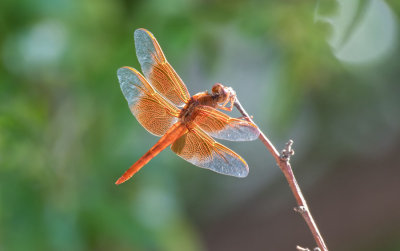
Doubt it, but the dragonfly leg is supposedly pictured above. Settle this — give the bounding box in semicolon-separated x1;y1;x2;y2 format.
218;98;235;111
219;89;237;111
237;115;253;120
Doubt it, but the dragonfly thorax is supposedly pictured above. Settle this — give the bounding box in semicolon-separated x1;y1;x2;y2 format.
178;91;217;126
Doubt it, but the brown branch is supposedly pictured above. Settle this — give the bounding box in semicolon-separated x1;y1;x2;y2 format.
234;98;328;251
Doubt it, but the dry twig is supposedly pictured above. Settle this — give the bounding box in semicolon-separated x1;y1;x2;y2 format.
234;98;328;251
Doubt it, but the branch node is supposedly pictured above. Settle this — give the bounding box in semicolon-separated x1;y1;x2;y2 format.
280;139;295;161
294;205;307;214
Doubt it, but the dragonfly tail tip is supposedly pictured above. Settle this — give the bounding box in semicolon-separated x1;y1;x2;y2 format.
115;178;125;185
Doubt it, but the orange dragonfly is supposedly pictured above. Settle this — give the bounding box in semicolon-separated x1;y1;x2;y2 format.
116;28;259;185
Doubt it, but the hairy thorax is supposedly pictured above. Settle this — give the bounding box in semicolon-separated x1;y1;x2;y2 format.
179;92;218;128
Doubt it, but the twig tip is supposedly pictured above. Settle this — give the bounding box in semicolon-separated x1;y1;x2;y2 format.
296;246;321;251
296;246;310;251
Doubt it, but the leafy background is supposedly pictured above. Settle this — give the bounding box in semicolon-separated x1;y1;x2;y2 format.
1;0;400;250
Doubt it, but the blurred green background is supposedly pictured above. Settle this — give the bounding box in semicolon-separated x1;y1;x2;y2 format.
1;0;400;250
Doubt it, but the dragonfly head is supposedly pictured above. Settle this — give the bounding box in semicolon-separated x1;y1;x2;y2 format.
211;83;236;105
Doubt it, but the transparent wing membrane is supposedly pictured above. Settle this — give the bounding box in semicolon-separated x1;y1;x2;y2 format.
171;127;249;177
134;28;190;107
194;106;260;141
117;67;180;136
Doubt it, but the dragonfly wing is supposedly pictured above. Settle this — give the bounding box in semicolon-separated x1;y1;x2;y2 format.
193;106;260;141
118;67;180;136
134;28;190;107
171;127;249;177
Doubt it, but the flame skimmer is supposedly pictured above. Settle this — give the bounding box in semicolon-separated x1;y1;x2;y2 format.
116;28;259;185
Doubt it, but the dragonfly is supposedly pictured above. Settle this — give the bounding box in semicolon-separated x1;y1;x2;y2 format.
116;28;260;185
